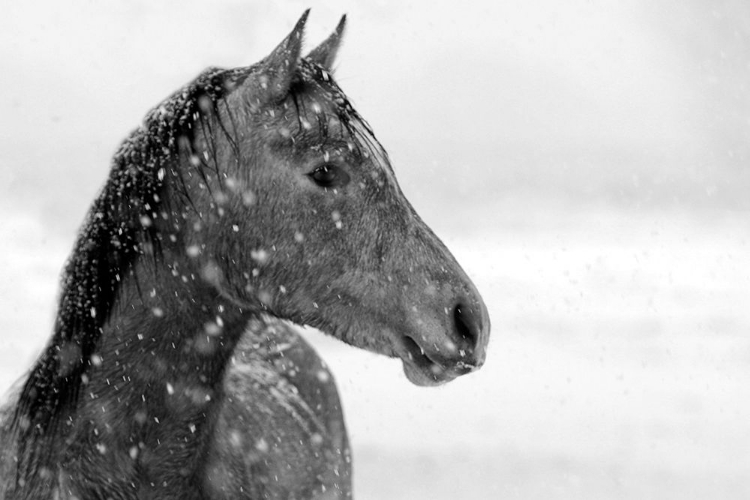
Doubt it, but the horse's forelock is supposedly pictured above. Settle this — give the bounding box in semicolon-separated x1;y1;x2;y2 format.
269;60;389;165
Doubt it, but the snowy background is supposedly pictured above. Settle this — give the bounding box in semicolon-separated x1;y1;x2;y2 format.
1;1;749;498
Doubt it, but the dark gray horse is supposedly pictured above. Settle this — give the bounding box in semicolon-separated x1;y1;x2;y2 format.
1;11;489;499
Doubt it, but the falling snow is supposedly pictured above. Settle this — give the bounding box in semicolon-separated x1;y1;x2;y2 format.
3;4;750;500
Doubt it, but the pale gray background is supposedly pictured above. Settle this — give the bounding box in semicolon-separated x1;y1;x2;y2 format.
1;1;749;498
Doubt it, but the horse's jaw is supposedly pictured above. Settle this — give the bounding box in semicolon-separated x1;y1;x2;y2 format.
396;335;481;387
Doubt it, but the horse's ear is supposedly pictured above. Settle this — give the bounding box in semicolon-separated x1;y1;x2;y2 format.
306;14;346;72
255;9;309;101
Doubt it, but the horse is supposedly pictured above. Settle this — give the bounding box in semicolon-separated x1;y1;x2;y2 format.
0;10;490;499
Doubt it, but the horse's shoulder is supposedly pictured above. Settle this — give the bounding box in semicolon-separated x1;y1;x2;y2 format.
203;319;351;499
0;382;20;498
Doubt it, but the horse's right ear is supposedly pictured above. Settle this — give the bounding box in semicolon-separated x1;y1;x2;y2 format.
306;14;346;72
253;10;309;102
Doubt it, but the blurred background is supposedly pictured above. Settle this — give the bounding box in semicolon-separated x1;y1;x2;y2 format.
1;1;749;498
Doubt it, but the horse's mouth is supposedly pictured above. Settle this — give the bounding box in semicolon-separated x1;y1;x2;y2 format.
399;335;477;387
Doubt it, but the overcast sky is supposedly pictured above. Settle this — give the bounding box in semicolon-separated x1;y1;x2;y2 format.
1;1;748;239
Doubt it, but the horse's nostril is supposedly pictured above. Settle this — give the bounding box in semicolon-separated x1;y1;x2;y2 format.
453;302;480;349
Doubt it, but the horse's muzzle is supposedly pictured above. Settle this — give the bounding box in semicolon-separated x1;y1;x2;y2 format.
399;297;490;387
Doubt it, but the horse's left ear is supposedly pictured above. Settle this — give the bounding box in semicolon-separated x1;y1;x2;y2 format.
306;14;347;72
255;9;309;102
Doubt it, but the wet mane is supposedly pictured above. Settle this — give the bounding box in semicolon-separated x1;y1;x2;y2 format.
12;65;246;469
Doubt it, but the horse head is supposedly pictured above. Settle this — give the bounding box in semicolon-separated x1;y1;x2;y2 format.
172;11;491;386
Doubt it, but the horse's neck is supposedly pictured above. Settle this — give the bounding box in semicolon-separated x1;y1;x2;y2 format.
106;268;208;350
99;249;252;392
75;251;256;466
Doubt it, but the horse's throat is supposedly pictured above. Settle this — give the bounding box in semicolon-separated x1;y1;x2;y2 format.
61;262;258;492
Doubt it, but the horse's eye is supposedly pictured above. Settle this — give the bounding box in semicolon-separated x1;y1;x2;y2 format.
308;164;350;189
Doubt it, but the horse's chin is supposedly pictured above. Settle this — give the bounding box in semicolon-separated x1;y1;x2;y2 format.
402;360;457;387
396;332;479;387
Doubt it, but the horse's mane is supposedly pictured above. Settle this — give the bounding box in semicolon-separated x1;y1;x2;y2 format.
10;65;249;473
